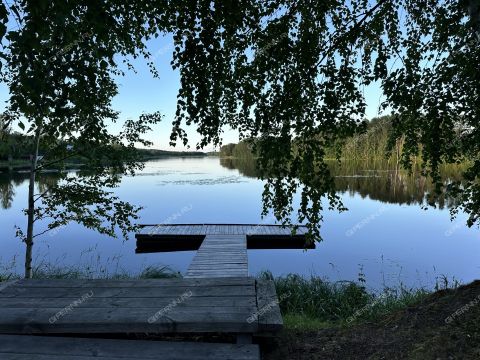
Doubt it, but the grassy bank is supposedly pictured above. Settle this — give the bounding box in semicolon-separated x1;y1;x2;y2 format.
265;278;480;359
258;271;449;330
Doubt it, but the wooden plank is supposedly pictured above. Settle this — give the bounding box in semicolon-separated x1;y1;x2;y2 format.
0;308;258;334
12;278;254;288
186;273;248;278
188;257;247;264
186;234;248;278
191;258;247;262
255;279;283;332
0;286;255;298
0;296;256;308
188;259;248;264
0;277;283;337
192;255;247;264
160;225;170;234
0;280;18;292
192;225;200;235
184;270;247;277
187;264;246;269
0;335;260;360
136;224;308;238
194;251;246;255
174;225;184;235
187;272;248;276
139;225;154;236
0;278;262;335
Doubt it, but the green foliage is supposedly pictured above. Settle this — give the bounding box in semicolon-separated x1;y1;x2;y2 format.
219;143;236;157
164;1;480;240
0;0;478;244
139;265;181;279
0;0;164;277
258;271;431;327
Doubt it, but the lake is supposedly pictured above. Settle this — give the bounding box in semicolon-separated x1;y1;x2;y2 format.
1;157;479;290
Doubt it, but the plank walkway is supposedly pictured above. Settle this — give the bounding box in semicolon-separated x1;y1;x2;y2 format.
185;234;248;278
0;335;260;360
0;277;282;334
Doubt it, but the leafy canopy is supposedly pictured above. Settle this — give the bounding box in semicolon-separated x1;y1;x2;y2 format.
165;0;480;239
1;0;479;241
0;0;163;241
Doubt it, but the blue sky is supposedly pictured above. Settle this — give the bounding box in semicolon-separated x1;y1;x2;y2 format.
110;34;386;151
1;33;385;152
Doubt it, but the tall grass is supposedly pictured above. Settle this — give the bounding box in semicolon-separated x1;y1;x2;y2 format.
0;262;181;281
258;271;434;328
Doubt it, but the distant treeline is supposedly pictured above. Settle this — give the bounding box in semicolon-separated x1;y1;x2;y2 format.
0;130;207;165
220;116;402;161
135;148;208;159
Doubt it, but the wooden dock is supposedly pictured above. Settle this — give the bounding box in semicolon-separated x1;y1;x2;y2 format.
135;223;313;253
137;224;309;237
186;234;248;278
0;224;294;359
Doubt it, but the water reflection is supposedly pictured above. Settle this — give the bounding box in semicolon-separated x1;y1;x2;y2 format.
0;177;16;209
0;157;478;289
0;158;468;211
220;157;466;209
0;171;62;210
0;172;29;209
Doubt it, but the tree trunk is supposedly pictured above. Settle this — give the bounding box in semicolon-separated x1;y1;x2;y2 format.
24;127;41;279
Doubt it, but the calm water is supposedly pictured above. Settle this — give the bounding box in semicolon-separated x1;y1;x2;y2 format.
1;157;479;290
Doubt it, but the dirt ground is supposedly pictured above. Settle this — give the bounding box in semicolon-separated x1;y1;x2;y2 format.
262;280;480;360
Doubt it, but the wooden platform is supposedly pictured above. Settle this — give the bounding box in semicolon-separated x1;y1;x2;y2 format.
0;223;292;358
0;335;260;360
137;224;308;236
186;234;248;278
0;278;282;334
135;224;313;253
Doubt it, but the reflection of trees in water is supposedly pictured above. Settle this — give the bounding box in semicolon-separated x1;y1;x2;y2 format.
329;160;466;209
0;172;62;209
220;156;259;178
37;172;62;196
0;178;15;209
0;172;28;209
219;157;467;209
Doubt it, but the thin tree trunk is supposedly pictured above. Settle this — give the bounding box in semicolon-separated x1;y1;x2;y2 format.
24;126;42;279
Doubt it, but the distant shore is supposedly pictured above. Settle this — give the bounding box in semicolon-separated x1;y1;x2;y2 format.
0;149;219;172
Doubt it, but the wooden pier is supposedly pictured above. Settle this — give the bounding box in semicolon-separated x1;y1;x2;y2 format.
186;234;248;278
135;223;313;253
0;224;301;359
